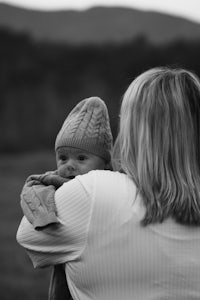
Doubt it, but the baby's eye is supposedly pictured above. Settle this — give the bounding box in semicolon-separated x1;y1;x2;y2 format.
59;155;68;161
77;155;87;161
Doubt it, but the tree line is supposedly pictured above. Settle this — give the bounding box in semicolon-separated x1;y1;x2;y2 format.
0;28;200;152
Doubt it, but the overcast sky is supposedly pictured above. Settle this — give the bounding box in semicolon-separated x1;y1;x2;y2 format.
1;0;200;23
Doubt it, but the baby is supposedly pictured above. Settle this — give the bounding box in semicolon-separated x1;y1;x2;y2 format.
20;97;113;300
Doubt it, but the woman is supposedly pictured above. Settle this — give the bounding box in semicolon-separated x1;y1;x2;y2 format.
17;67;200;299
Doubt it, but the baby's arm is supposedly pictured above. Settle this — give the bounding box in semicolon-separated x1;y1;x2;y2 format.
20;172;69;229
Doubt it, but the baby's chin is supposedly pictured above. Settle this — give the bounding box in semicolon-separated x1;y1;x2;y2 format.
67;175;76;180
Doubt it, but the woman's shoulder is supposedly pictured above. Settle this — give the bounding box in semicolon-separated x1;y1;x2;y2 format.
78;171;140;226
76;170;136;198
79;169;131;183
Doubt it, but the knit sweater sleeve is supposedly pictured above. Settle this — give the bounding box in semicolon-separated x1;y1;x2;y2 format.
16;173;94;268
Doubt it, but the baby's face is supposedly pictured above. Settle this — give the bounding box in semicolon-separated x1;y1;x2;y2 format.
56;147;106;179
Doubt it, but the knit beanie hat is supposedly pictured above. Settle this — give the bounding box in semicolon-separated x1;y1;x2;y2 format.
55;97;113;163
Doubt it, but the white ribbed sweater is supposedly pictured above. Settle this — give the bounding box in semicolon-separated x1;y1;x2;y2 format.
17;170;200;300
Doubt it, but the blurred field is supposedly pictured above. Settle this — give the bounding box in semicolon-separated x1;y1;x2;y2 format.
0;151;57;300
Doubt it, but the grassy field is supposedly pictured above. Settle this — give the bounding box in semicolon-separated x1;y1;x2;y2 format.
0;151;57;300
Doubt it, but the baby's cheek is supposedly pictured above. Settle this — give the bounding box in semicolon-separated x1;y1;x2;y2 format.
57;166;65;177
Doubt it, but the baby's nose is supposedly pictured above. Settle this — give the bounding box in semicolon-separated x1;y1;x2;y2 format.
66;159;76;171
67;164;75;171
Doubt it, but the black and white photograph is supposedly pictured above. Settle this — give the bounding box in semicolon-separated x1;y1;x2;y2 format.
1;0;200;299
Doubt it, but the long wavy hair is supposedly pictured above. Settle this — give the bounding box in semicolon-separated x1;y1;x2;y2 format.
113;67;200;226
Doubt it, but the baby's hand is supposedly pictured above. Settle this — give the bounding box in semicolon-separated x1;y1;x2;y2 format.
40;173;70;189
20;171;70;230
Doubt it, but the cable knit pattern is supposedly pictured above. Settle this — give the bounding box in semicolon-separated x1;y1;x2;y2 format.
55;97;113;162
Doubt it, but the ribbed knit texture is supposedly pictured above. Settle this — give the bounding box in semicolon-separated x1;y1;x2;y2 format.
17;170;200;300
55;97;113;162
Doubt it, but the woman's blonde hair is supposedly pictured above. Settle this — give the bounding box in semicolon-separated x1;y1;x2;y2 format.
113;67;200;225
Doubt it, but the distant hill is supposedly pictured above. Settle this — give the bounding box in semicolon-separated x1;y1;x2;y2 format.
0;3;200;45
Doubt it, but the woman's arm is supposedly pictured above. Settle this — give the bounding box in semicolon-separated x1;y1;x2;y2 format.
17;175;94;268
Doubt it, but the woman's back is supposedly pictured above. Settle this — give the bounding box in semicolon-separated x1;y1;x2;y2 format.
66;171;200;300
